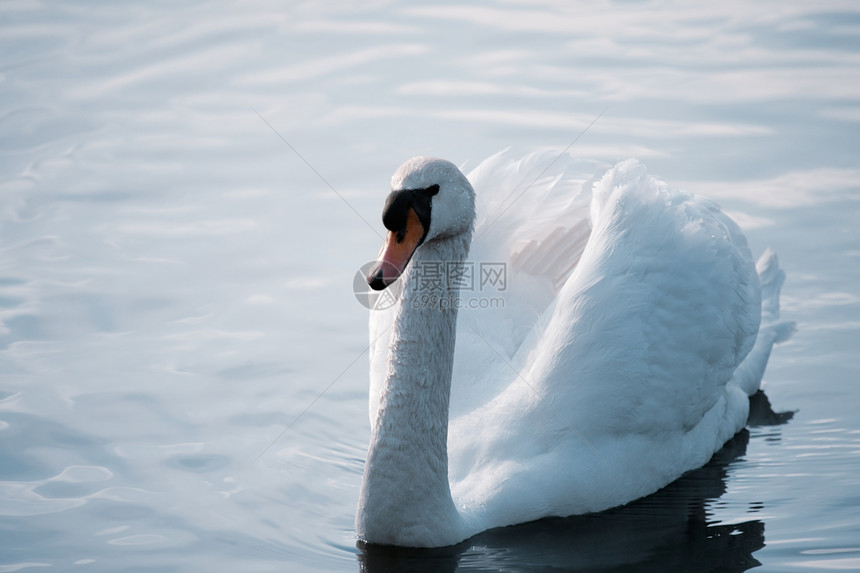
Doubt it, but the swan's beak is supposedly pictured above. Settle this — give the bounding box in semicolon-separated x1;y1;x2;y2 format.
367;208;425;291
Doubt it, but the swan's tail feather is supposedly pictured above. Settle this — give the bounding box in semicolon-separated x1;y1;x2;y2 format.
732;249;796;396
757;247;785;325
756;247;797;345
764;320;797;346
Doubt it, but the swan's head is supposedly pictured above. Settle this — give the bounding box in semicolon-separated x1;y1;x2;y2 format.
367;157;476;291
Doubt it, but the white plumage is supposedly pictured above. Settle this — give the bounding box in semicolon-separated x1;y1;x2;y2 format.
358;150;793;547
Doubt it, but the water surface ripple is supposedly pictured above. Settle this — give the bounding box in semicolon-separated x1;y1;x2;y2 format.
1;1;859;571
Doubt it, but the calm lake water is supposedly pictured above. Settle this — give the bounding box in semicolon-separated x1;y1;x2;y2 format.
2;1;859;571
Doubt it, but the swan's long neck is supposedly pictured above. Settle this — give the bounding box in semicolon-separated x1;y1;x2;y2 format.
356;233;471;547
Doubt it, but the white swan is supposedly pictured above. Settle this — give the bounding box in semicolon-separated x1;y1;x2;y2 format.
356;150;794;548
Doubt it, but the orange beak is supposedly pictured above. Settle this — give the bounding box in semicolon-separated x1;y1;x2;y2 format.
367;208;426;291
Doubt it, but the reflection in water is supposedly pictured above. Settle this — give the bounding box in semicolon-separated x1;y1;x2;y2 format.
358;391;793;572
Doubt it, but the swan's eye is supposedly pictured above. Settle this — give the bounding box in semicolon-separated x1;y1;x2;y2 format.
423;184;439;197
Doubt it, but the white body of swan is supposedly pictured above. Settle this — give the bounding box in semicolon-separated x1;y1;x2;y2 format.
357;150;793;547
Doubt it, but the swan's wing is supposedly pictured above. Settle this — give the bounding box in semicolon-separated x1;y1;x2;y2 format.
526;159;761;436
451;160;766;523
449;149;605;416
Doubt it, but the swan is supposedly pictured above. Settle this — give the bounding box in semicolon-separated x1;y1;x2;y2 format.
356;150;794;548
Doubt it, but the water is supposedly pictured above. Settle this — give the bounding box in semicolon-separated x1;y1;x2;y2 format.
1;1;859;571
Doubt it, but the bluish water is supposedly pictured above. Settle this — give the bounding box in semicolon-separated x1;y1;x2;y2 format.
1;1;859;571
